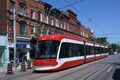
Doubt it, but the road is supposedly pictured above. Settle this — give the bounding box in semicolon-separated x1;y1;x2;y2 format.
7;54;120;80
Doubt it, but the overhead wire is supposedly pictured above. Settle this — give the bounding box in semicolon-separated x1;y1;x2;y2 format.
97;32;120;36
59;0;83;10
63;0;106;35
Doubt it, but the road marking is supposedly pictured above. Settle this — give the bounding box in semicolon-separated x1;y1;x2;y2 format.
107;66;113;72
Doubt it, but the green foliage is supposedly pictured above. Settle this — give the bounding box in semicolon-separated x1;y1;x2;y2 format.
88;37;95;42
59;14;64;20
109;43;120;51
96;37;107;43
30;37;37;44
30;37;37;59
44;2;52;13
95;37;109;45
50;8;61;17
88;37;109;45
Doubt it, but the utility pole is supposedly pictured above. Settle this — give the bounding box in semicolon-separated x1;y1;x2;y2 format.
13;8;16;68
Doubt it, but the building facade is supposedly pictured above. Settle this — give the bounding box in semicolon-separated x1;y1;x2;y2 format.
0;0;94;67
0;0;8;67
7;0;46;64
80;26;94;38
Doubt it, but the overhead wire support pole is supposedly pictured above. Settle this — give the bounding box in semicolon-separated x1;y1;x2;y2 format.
13;8;16;68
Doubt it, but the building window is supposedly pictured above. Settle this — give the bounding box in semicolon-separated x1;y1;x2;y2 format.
46;28;49;35
64;22;67;30
51;18;54;25
31;10;35;19
20;22;26;36
60;23;63;29
45;14;48;24
19;4;26;16
38;12;42;21
10;20;14;27
81;31;85;37
67;24;69;31
31;26;35;34
55;19;59;27
10;1;15;12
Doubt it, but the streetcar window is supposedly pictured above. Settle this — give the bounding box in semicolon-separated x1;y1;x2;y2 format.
86;45;94;55
59;42;84;58
104;48;109;53
35;40;60;58
59;43;70;58
95;47;101;54
101;47;103;53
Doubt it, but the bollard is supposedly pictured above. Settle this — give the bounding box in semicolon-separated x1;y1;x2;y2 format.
6;63;14;75
27;61;32;69
20;62;26;72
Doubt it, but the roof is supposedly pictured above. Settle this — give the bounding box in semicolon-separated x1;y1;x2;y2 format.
37;34;84;42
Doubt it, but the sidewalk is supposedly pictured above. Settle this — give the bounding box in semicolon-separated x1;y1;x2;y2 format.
0;65;34;80
0;67;7;73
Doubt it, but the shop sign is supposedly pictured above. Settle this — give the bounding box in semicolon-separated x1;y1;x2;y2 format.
16;43;26;48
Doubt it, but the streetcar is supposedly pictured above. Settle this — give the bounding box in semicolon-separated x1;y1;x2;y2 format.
30;34;109;71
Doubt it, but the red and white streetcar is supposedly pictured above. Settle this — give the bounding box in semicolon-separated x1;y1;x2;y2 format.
30;34;109;71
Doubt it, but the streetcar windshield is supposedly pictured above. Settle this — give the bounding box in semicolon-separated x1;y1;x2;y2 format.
35;40;60;59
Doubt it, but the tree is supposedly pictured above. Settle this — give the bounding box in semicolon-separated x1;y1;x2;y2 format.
44;2;52;13
88;37;109;45
30;37;37;59
50;8;61;18
96;37;109;45
88;37;95;42
109;43;120;51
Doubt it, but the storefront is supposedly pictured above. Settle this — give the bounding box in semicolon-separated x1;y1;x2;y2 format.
16;41;30;62
0;35;8;67
9;36;31;64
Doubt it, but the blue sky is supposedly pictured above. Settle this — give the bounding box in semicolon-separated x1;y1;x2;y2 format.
42;0;120;44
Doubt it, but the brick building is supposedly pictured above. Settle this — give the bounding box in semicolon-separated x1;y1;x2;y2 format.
65;10;81;38
0;0;46;65
80;26;94;38
0;0;94;67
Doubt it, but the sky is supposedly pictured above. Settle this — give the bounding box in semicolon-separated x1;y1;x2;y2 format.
42;0;120;44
